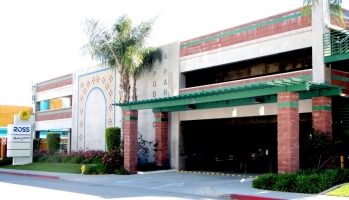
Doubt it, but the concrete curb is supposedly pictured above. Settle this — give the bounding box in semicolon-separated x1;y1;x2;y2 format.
0;171;60;180
231;194;286;200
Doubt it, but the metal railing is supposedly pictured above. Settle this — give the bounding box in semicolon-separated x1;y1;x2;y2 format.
324;29;349;57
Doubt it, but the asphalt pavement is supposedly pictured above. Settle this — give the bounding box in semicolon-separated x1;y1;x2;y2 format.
0;168;347;200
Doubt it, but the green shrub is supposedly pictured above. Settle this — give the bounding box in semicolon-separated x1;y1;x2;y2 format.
253;168;349;194
296;174;322;193
37;156;48;163
115;167;130;175
61;156;72;163
46;155;62;163
102;148;121;174
82;157;102;164
46;133;60;154
105;127;121;151
0;157;12;166
68;156;84;164
337;168;349;183
33;139;40;151
83;164;107;175
273;173;297;192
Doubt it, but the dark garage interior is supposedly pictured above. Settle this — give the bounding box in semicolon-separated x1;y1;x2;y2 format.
182;115;312;173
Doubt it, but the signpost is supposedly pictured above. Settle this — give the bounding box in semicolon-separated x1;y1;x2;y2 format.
7;110;34;165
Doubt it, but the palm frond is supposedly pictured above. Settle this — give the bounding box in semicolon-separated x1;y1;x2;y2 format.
302;0;344;25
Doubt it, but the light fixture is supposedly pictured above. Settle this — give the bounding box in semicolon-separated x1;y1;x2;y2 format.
340;93;349;98
252;97;264;103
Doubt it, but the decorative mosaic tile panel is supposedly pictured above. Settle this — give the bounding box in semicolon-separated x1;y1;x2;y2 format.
77;68;116;151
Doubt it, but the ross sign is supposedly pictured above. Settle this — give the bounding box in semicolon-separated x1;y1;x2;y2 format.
19;110;30;120
12;125;31;134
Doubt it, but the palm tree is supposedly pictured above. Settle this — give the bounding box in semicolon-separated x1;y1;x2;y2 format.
129;47;162;102
303;0;345;24
81;15;161;144
81;15;159;103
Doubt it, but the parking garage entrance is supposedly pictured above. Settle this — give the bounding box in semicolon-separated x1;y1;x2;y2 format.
182;114;312;173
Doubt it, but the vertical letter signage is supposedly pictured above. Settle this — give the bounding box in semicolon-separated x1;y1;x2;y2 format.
152;53;168;98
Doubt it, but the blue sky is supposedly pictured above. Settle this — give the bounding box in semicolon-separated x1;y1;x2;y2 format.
0;0;348;106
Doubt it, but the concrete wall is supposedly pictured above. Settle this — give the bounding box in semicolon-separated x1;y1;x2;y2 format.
180;28;312;73
71;63;118;152
35;85;73;102
84;88;106;151
136;41;180;164
312;0;330;83
180;100;312;121
35;118;72;131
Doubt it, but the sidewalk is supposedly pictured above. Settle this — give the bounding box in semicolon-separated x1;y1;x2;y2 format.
0;168;347;200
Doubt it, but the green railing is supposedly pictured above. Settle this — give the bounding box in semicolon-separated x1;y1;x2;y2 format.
324;29;349;63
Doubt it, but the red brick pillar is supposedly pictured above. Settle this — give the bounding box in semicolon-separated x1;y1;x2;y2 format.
155;112;169;166
277;92;299;173
312;97;332;137
123;110;138;174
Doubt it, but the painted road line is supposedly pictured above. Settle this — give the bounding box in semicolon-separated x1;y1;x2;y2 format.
255;191;270;194
149;182;185;190
115;177;153;184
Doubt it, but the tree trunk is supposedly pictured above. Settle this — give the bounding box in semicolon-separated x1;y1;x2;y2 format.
132;74;137;102
119;69;125;103
123;75;130;103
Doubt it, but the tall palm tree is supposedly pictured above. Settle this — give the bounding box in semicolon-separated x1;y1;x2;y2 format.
81;15;161;144
81;15;159;103
303;0;345;24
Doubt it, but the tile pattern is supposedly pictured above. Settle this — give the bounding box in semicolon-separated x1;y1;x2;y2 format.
77;68;116;151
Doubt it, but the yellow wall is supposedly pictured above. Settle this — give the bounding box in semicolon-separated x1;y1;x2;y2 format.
50;99;62;110
0;105;33;126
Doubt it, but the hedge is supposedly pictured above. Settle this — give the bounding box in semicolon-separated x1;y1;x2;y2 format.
46;133;60;154
252;168;349;194
33;138;40;151
105;127;121;151
0;157;12;166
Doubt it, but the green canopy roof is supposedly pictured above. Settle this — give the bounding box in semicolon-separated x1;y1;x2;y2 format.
113;78;343;112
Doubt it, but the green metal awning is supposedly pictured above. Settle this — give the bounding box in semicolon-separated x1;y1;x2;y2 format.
113;78;343;112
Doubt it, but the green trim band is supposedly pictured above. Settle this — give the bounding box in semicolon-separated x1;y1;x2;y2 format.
332;74;349;82
156;118;168;122
278;102;299;108
180;12;303;48
313;105;331;111
124;116;138;121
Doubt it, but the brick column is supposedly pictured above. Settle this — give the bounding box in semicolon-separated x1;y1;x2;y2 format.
155;112;169;166
277;92;299;173
312;97;332;137
123;110;138;174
